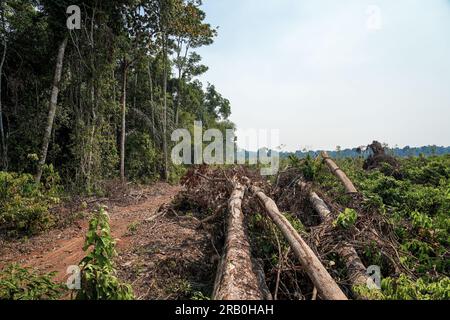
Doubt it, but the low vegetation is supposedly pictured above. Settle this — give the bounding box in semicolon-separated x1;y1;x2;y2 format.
0;166;60;237
76;207;134;300
1;207;135;301
0;264;64;300
309;154;450;299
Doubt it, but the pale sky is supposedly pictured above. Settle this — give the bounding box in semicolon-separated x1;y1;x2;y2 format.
197;0;450;151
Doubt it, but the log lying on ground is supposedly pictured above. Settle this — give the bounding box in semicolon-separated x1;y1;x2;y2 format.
298;182;377;298
212;181;272;300
299;182;332;221
251;186;348;300
321;151;358;194
336;244;375;289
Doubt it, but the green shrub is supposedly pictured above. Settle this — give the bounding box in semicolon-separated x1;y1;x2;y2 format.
0;168;60;236
0;264;64;300
76;207;134;300
286;154;320;182
411;211;433;230
334;208;358;229
169;164;188;185
381;274;450;300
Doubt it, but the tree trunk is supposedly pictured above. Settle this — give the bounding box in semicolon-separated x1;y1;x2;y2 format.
336;243;375;288
299;182;332;221
321;151;358;194
213;181;272;300
162;34;169;181
251;186;348;300
0;9;7;170
36;37;68;183
147;63;156;142
86;85;97;190
120;60;128;183
298;181;377;299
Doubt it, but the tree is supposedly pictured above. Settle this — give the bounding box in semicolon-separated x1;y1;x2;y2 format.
171;0;216;126
36;37;68;183
0;1;8;169
0;0;233;190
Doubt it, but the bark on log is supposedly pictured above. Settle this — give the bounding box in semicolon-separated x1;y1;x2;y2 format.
336;243;374;288
251;186;348;300
298;182;377;298
321;151;358;194
299;182;331;221
212;181;272;300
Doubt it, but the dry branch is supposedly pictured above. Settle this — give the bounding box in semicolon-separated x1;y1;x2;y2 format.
251;186;348;300
212;180;272;300
321;151;358;194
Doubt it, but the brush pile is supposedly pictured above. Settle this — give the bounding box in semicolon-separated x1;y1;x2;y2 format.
164;156;419;300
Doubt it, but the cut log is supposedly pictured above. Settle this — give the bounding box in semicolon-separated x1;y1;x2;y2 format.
298;182;377;299
336;243;374;288
251;186;348;300
321;151;358;194
299;182;331;221
212;181;272;300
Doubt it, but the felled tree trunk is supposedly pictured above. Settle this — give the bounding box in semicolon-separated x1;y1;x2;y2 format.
298;182;377;299
251;186;348;300
212;181;272;300
299;182;331;221
337;244;374;288
321;151;358;194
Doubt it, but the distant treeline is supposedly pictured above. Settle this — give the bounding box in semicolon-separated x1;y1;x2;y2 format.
280;145;450;159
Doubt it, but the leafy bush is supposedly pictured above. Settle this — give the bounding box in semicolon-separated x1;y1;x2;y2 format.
411;211;433;230
169;164;188;185
334;208;358;229
402;156;449;186
381;274;450;300
0;264;64;300
318;155;449;296
301;155;317;182
286;154;320;181
0;167;60;236
76;207;134;300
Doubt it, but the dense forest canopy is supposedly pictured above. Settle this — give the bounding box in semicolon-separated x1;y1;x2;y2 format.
0;0;233;192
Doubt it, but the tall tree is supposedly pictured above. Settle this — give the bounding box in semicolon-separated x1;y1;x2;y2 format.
36;36;68;183
0;0;233;190
172;0;215;126
120;59;129;182
0;2;8;169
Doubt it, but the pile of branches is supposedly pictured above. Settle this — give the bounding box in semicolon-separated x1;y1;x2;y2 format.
274;167;410;288
170;166;342;300
171;165;268;253
175;165;267;220
165;159;412;300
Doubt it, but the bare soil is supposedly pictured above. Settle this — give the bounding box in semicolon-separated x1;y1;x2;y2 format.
0;183;216;300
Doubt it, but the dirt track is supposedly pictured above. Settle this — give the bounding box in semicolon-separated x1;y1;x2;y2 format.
0;183;181;284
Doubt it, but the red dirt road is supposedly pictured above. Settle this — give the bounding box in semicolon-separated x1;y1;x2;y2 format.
0;183;181;284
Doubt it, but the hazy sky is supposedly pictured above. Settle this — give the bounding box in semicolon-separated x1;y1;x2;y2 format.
197;0;450;151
